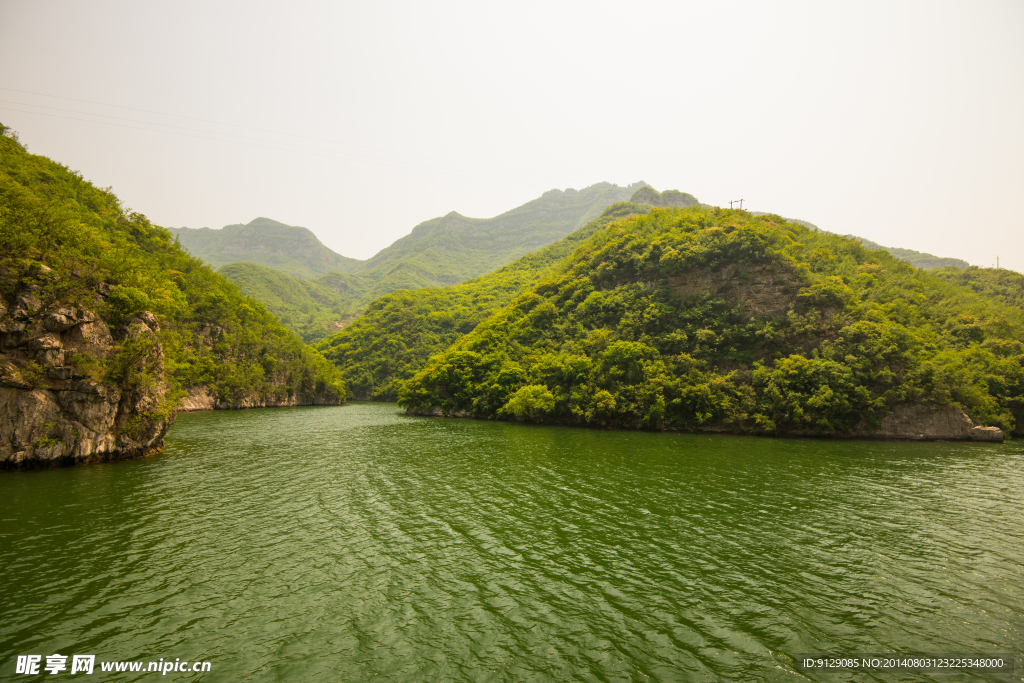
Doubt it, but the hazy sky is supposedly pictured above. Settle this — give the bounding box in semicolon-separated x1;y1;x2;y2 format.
1;0;1022;270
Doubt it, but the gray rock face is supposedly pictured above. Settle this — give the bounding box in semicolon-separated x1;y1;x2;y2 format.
970;426;1004;442
0;293;172;469
405;405;473;418
668;263;805;317
179;385;216;411
855;404;1004;442
408;401;1008;443
176;383;341;412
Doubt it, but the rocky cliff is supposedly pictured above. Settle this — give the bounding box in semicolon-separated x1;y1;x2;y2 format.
177;384;340;411
0;288;172;469
0;124;348;469
854;404;1004;442
0;282;341;469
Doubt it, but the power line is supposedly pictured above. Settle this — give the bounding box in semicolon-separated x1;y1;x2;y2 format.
0;99;519;177
0;85;556;185
0;105;556;188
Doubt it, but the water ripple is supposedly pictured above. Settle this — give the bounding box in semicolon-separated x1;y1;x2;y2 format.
1;403;1022;681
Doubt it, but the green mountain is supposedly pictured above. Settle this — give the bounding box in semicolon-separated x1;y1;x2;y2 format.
201;182;647;342
314;188;739;399
175;182;643;290
394;205;1023;437
0;123;346;469
218;262;366;343
752;213;968;269
316;200;655;398
853;237;969;270
931;265;1024;309
352;181;648;293
169;218;365;279
627;186;699;208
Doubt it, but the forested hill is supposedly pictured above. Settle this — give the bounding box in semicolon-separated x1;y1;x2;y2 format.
206;182;647;342
0;124;346;468
398;206;1024;437
315;187;719;398
169;218;364;279
748;212;969;270
931;266;1024;310
316;200;655;399
854;237;970;270
218;262;364;343
352;181;647;295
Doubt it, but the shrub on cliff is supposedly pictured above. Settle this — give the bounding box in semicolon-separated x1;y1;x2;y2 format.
0;123;346;407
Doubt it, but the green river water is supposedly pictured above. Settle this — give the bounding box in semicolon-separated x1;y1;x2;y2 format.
1;402;1022;682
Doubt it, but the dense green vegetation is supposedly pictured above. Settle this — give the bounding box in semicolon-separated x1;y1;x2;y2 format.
931;265;1024;310
315;187;705;397
338;181;644;290
398;206;1024;435
316;202;654;399
169;218;364;279
628;186;699;208
0;123;346;407
211;183;646;342
854;237;969;270
218;262;363;343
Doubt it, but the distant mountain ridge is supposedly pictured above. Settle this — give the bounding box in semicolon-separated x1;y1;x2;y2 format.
353;182;646;297
178;188;981;344
168;218;363;279
852;237;970;270
175;182;647;341
749;213;969;270
172;182;645;287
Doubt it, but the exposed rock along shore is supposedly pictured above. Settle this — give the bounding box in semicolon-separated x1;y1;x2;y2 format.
1;292;172;469
1;289;338;470
851;404;1004;442
407;403;1006;442
177;385;341;411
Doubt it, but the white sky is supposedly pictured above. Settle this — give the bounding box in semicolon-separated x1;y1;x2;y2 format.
0;0;1022;270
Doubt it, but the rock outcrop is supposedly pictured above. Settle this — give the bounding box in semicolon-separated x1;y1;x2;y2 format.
856;404;1004;442
668;263;805;317
1;293;172;469
407;402;1006;442
177;384;342;412
405;405;473;419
